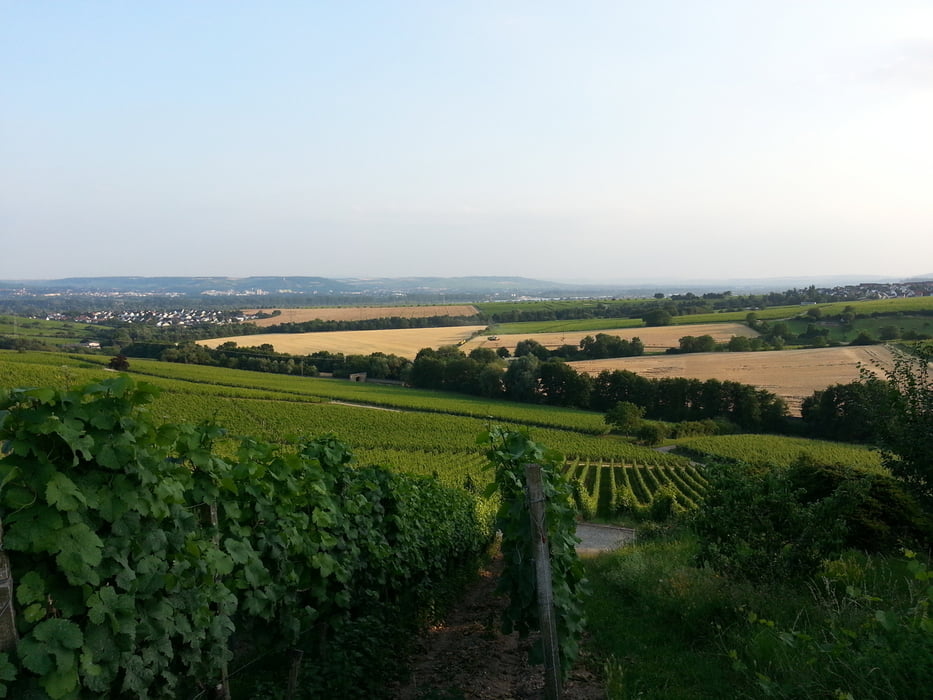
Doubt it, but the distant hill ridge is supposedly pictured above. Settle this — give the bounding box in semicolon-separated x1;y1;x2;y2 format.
0;276;581;296
1;274;928;298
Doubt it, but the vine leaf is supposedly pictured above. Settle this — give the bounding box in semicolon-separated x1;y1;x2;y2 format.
46;472;86;511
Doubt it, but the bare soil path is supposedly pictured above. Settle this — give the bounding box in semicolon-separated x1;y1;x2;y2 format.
390;525;631;699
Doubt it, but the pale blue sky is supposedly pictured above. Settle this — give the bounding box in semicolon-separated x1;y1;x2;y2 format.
2;1;932;282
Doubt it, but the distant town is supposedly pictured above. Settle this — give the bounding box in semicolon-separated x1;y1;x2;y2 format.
2;278;931;328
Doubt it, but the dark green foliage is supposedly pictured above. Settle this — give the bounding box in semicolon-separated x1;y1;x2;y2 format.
801;379;896;442
786;458;931;551
106;354;129;371
636;422;669;446
591;370;787;431
674;334;717;353
849;330;879;345
480;428;588;679
642;308;673;326
691;461;848;581
867;347;933;507
648;485;680;522
604;401;645;434
0;377;491;698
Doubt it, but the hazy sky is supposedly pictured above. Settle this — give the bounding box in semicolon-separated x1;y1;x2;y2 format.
3;1;932;283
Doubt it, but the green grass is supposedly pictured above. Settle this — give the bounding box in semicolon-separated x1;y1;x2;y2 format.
583;534;752;699
0;314;98;345
784;314;933;343
486;298;933;338
583;531;933;700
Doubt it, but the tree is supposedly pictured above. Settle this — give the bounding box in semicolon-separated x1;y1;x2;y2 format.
676;335;716;353
850;330;878;346
866;348;933;505
879;325;900;341
514;338;550;360
504;354;541;402
538;360;592;407
604;401;645;434
801;380;893;442
468;347;499;364
642;308;672;326
108;354;130;371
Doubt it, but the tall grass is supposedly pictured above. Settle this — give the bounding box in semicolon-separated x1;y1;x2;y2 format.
583;530;932;700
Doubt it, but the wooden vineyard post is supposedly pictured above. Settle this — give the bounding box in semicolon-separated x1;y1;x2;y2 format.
285;648;304;699
0;520;18;653
524;464;562;700
208;503;232;700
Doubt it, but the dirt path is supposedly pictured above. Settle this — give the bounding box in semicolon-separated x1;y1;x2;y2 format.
390;525;628;699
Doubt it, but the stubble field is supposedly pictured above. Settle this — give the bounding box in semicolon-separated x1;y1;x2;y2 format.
198;325;488;358
241;305;479;326
462;322;759;353
568;345;897;415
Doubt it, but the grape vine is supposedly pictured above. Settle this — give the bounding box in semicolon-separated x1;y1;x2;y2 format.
0;377;491;698
480;427;588;679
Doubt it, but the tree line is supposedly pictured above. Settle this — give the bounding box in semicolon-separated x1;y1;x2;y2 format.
408;345;788;432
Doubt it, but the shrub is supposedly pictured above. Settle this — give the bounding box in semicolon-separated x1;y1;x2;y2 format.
691;461;847;581
786;458;932;552
637;422;669;446
648;485;681;522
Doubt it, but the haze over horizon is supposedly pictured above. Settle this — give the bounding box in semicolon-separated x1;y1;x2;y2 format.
3;1;932;282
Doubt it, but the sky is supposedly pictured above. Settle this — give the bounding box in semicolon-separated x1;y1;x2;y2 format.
2;1;932;283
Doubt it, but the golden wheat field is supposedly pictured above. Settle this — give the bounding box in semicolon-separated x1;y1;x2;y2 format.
461;322;758;354
198;326;488;359
241;305;479;327
568;345;897;415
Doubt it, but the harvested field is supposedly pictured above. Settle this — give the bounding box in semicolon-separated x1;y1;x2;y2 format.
241;305;479;327
198;326;487;359
568;345;897;415
462;322;758;354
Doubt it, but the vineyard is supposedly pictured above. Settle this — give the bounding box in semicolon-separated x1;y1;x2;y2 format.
0;377;498;698
563;459;709;519
675;434;884;471
0;351;689;473
0;350;885;517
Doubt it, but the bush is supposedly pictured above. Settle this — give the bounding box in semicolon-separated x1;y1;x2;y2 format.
670;419;719;438
786;458;932;552
637;422;669;446
691;461;847;581
648;485;681;522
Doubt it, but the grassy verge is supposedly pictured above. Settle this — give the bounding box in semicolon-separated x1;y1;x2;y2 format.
582;528;932;700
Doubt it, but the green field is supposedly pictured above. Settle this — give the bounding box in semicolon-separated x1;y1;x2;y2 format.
0;314;98;345
485;297;933;338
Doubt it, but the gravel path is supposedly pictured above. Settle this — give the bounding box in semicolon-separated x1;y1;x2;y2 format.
575;522;636;554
